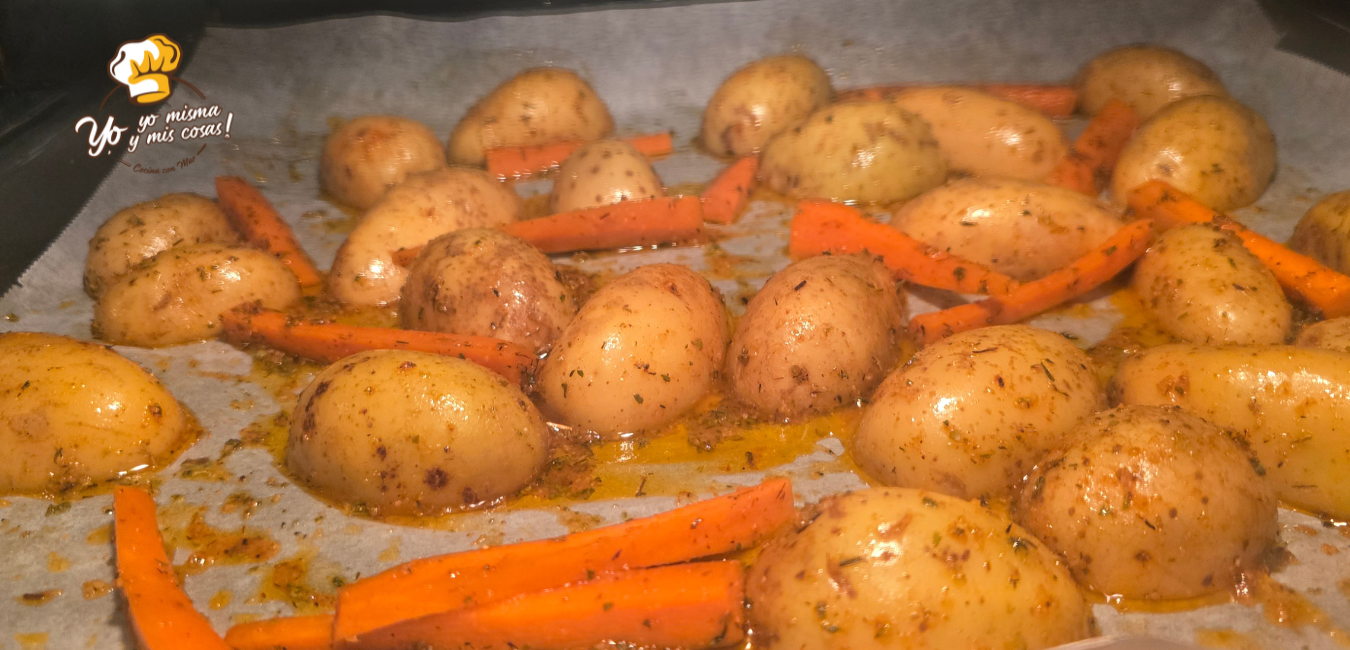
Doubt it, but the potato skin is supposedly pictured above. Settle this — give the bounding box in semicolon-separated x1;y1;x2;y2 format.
93;244;301;347
1074;44;1227;119
1289;190;1350;274
1132;224;1291;344
537;264;728;437
759;101;945;204
747;488;1090;650
1014;405;1277;600
287;350;549;516
1112;95;1275;212
0;332;189;495
853;325;1103;499
84;193;240;298
890;178;1124;281
448;68;614;166
1296;317;1350;353
549;139;663;213
726;255;905;419
400;228;578;350
320;115;446;210
1112;344;1350;518
700;54;833;157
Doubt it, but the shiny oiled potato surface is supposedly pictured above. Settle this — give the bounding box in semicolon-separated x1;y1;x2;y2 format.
549;139;663;213
320;115;447;210
84;192;240;298
448;68;614;166
701;54;833;157
1289;189;1350;275
1074;44;1227;119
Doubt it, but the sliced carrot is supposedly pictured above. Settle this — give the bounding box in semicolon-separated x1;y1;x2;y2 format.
219;306;536;383
909;219;1154;344
789;200;1019;296
352;562;745;650
215;176;324;287
486;132;674;179
701;156;759;224
502;196;705;254
114;486;232;650
836;83;1078;118
1128;180;1350;318
225;615;333;650
1045;98;1140;195
333;478;793;643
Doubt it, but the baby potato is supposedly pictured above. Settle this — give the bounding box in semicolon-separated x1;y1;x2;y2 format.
448;68;614;166
1015;405;1277;600
1132;224;1291;344
1296;317;1350;353
329;167;523;307
1074;44;1227;119
888;86;1068;181
537;264;728;437
400;228;578;350
84;193;240;298
288;350;548;515
726;255;906;419
1288;190;1350;274
758;101;945;204
747;488;1090;650
700;54;833;157
320;115;447;210
0;332;190;495
549;139;663;213
1112;95;1276;211
890;178;1124;281
93;244;301;347
853;325;1103;499
1112;344;1350;518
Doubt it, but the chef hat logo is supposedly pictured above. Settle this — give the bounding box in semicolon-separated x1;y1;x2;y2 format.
108;35;182;104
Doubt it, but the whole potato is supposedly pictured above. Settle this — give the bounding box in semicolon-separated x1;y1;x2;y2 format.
758;101;945;204
549;139;663;213
329;167;522;306
1015;405;1277;600
1288;190;1350;274
448;68;614;166
84;193;240;298
700;54;833;157
400;228;578;350
1296;317;1350;353
747;488;1090;650
1112;95;1276;211
93;244;301;347
0;332;190;495
890;178;1124;281
1132;224;1291;344
1074;44;1227;119
1112;344;1350;518
537;264;728;437
288;350;549;516
853;325;1103;499
727;255;906;419
888;87;1068;181
320;115;447;210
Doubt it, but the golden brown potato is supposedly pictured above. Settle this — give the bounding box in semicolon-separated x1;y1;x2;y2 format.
1296;317;1350;353
747;488;1090;650
288;350;549;516
0;332;191;495
1288;190;1350;274
93;244;301;347
448;68;614;166
890;178;1124;281
549;139;663;213
700;54;833;157
758;101;945;204
320;115;447;210
1015;405;1277;600
726;255;905;419
84;193;240;298
1074;44;1227;119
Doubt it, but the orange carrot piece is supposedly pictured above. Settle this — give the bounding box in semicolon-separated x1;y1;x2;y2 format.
502;196;705;254
486;132;674;179
909;219;1154;344
1045;98;1140;195
219;306;535;383
333;478;793;643
352;562;745;650
836;83;1078;118
701;156;759;224
789;200;1019;296
215;176;324;287
114;486;232;650
1128;180;1350;318
225;615;334;650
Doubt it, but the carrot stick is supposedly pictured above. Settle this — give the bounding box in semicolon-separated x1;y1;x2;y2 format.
333;478;793;643
352;562;745;650
486;132;674;179
1128;180;1350;318
215;176;324;287
701;156;759;224
836;83;1078;118
502;196;705;254
1045;98;1140;195
225;615;334;650
909;219;1154;344
219;305;536;384
114;486;232;650
789;200;1019;296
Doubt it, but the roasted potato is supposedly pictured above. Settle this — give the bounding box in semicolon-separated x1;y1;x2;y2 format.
1074;44;1227;119
320;115;447;210
1296;317;1350;353
700;54;833;157
1288;189;1350;274
84;193;240;298
448;68;614;166
549;139;663;213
